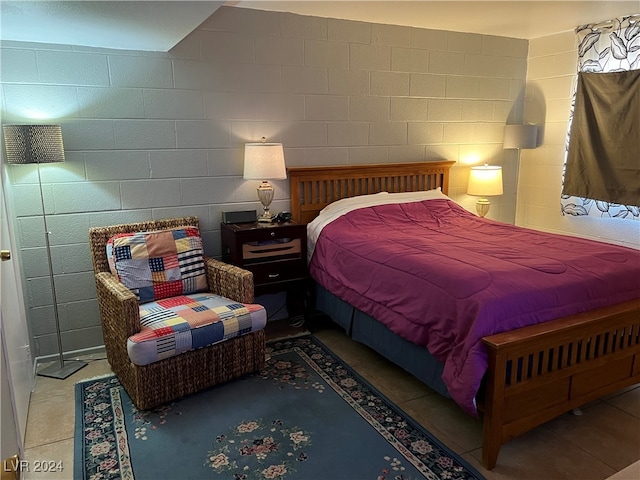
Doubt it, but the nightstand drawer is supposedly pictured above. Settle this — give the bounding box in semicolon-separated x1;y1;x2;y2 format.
242;238;302;263
251;259;307;286
221;220;308;297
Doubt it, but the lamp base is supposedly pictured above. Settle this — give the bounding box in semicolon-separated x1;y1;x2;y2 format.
37;359;87;379
256;181;276;223
257;212;276;223
475;198;491;218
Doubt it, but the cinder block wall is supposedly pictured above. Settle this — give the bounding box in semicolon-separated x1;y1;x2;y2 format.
0;6;528;356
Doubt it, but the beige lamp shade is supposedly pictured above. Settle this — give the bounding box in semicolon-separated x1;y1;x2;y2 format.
468;165;503;196
243;140;286;180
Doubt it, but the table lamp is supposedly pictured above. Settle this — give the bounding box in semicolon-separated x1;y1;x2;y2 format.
243;137;287;223
467;164;503;218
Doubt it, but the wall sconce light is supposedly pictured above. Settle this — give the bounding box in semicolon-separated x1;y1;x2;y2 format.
467;164;503;218
503;124;538;149
243;137;287;223
3;124;87;379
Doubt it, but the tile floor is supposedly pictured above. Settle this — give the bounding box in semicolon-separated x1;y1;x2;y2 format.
22;317;640;480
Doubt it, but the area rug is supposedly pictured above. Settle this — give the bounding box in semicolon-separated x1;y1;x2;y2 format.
74;335;485;480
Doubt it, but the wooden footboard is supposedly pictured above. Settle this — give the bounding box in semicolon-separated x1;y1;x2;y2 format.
481;298;640;469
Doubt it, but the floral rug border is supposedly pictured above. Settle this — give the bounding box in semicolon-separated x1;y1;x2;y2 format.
75;335;484;480
280;338;477;478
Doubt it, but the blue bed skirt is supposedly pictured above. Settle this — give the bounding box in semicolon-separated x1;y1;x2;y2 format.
315;283;450;398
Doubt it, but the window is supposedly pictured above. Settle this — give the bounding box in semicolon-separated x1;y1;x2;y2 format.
560;14;640;219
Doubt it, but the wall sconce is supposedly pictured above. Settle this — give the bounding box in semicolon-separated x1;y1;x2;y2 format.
467;164;503;218
503;124;538;149
243;137;287;223
3;124;87;379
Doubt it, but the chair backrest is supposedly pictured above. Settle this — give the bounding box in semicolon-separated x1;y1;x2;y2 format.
88;216;200;274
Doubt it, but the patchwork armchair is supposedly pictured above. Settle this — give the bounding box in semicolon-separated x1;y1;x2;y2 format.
89;216;266;410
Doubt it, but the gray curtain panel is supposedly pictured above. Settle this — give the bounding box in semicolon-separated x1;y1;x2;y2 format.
563;69;640;206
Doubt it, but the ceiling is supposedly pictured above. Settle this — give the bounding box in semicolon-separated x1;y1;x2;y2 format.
235;1;640;40
0;1;224;51
0;1;638;52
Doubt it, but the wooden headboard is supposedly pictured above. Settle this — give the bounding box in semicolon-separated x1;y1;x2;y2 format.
287;161;455;223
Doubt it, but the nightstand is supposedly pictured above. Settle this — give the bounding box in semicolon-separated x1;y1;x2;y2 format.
220;221;308;297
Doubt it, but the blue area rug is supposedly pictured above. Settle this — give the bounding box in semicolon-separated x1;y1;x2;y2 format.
74;335;484;480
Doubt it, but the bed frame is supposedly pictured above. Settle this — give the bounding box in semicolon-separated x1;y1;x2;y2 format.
288;161;640;470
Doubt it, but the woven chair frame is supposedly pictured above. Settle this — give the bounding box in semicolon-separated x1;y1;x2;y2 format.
88;216;266;410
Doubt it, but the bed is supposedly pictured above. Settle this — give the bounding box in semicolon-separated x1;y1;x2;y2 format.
287;161;640;470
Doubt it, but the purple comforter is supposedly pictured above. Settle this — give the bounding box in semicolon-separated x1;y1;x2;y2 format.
309;199;640;416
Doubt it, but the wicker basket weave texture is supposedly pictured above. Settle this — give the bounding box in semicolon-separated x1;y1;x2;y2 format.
88;217;266;410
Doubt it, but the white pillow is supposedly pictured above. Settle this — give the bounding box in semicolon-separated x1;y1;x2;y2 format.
318;188;449;217
384;188;450;202
318;191;388;217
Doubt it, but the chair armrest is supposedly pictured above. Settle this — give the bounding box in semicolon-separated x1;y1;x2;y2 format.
204;257;254;303
94;272;141;340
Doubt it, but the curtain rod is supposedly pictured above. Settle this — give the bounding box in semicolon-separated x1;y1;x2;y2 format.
587;13;640;30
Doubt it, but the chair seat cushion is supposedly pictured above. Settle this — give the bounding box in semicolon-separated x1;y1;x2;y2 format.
127;293;267;366
106;227;207;304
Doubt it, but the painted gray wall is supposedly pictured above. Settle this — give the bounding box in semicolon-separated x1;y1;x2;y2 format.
0;6;528;357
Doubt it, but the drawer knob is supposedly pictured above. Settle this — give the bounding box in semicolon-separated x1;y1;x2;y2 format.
270;231;275;237
268;273;280;279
